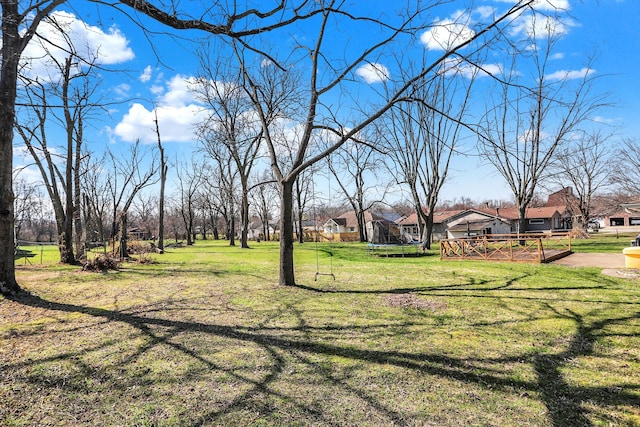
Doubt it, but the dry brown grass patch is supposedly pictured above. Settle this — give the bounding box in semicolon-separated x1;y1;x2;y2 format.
383;293;447;311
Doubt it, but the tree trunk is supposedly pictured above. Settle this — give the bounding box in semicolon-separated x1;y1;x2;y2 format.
296;209;304;244
73;118;84;260
518;206;527;245
424;210;435;250
228;216;235;246
58;214;76;264
156;116;166;252
119;212;128;259
279;180;296;286
356;210;366;242
157;163;166;251
240;187;250;248
0;1;21;294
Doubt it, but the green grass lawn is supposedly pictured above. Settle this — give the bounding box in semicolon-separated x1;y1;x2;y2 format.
2;236;640;426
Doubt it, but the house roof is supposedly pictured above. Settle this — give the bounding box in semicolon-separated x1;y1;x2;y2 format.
497;206;567;220
326;210;389;228
447;219;498;232
399;205;571;225
398;210;466;226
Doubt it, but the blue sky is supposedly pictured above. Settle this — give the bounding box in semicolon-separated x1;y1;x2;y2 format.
14;0;640;206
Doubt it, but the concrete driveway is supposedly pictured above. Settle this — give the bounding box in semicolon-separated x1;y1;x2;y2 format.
551;253;625;269
550;252;640;278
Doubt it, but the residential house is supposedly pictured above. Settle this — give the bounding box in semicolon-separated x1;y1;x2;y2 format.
498;206;572;233
247;220;277;241
398;209;512;241
398;210;465;242
605;205;640;228
322;210;400;242
444;209;513;239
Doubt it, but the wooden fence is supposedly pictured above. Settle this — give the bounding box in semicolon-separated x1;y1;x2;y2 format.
440;233;572;263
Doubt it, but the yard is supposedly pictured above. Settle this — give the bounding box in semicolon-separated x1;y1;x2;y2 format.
2;235;640;426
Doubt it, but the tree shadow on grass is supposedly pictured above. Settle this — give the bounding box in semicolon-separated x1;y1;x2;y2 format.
7;291;640;426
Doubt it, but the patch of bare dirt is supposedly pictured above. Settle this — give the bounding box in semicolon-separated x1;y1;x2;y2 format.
384;293;447;310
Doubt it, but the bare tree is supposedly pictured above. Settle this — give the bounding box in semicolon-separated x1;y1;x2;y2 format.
250;170;278;242
0;0;68;294
174;159;203;246
198;167;224;241
612;138;640;196
550;130;614;229
0;0;542;292
81;152;111;244
479;17;607;236
293;167;316;244
195;53;265;249
154;111;168;253
131;193;158;241
105;142;157;259
328;137;387;243
16;40;99;263
201;147;239;246
13;177;41;241
232;2;540;285
381;58;475;249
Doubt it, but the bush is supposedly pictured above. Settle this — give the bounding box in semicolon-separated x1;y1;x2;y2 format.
127;240;155;255
81;255;120;272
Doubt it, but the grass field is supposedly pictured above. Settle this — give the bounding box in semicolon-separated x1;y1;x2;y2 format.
2;234;640;426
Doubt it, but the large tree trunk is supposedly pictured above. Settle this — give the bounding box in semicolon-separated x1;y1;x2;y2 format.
356;210;366;243
58;214;76;264
518;205;527;245
279;180;296;286
424;210;435;250
0;1;20;294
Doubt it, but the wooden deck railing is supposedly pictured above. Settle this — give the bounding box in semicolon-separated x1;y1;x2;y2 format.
440;233;572;263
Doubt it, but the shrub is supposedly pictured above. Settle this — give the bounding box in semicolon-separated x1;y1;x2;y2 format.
127;240;155;255
81;255;120;272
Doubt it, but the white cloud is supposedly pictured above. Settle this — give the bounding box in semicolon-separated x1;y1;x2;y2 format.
492;0;570;11
112;103;208;144
532;0;570;11
440;57;502;79
509;13;576;39
475;6;496;19
355;63;389;84
420;19;475;51
158;75;200;106
113;83;131;98
546;67;595;81
150;85;164;95
139;65;153;83
21;11;134;81
111;75;208;144
592;116;616;125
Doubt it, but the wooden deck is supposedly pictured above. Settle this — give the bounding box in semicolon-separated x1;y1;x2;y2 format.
440;233;572;263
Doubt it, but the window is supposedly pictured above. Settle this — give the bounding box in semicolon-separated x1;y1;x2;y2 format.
610;218;624;226
528;219;544;225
